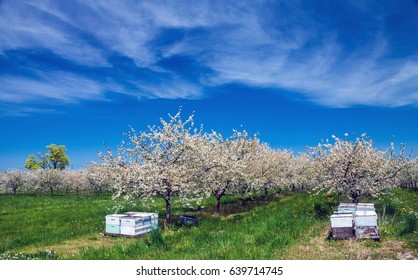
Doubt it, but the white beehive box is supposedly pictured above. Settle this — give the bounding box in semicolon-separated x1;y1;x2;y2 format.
338;203;357;214
356;203;375;211
354;211;378;227
120;225;153;236
330;212;353;228
105;224;120;234
105;214;128;225
120;216;148;227
142;212;158;219
130;213;151;223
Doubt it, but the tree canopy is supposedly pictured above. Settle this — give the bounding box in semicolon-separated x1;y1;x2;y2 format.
24;144;70;170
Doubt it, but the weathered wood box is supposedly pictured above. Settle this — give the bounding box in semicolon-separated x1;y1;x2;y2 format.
355;226;380;240
330;212;355;239
331;227;355;239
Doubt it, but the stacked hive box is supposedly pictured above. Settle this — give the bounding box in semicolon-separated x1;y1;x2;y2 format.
356;203;375;211
354;204;379;239
105;214;128;235
330;212;355;239
105;212;158;237
337;203;356;214
330;203;379;240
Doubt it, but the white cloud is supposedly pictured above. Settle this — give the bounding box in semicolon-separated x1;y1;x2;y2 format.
0;71;108;103
0;1;109;67
0;0;417;109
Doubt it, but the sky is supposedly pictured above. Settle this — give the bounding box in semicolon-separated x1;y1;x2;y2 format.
1;0;418;170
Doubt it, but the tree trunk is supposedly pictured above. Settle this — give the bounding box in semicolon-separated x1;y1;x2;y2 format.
213;186;227;213
165;188;171;224
351;192;360;203
215;195;221;212
241;191;246;205
50;187;53;196
264;186;268;201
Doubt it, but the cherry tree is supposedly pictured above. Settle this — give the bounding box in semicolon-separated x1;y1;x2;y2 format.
250;145;293;200
399;158;418;189
100;110;215;223
33;169;64;195
0;170;26;195
288;153;315;192
0;172;4;194
308;134;407;202
198;129;259;211
84;164;114;195
61;170;88;195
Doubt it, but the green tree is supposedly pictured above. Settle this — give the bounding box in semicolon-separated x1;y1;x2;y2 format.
24;154;41;170
24;144;70;170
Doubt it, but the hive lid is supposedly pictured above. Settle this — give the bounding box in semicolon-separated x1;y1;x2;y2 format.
338;203;357;207
355;210;377;216
105;214;128;217
357;203;375;207
331;213;353;218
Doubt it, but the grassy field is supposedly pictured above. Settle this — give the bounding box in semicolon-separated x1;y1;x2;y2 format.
0;189;416;260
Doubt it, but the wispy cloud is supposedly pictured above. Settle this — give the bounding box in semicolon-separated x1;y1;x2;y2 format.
0;71;107;103
1;0;418;114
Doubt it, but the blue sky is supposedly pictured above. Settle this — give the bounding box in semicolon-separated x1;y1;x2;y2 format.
1;0;418;170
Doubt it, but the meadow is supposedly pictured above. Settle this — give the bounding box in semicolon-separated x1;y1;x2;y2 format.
0;189;416;260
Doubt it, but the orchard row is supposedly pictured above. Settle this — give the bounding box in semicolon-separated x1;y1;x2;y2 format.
1;110;417;223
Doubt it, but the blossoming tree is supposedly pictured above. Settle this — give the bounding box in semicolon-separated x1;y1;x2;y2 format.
100;110;216;223
308;134;407;202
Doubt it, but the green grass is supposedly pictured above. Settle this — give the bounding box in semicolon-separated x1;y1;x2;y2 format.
0;194;118;253
78;192;322;259
0;189;416;260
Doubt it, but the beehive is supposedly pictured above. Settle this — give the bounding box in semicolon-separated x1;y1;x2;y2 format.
105;214;128;225
330;212;355;239
105;212;158;236
337;203;357;214
355;226;380;239
105;224;120;234
330;212;354;228
120;215;148;227
105;214;128;235
354;211;378;227
120;224;153;236
139;212;159;229
356;203;375;212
